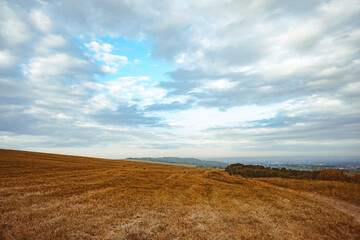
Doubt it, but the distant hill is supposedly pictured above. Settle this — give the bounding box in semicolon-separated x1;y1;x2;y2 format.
126;157;228;168
204;156;360;165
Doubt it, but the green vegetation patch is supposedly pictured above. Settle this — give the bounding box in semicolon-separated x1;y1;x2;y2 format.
225;163;360;183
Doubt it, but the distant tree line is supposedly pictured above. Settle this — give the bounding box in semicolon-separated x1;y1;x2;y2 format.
225;163;360;183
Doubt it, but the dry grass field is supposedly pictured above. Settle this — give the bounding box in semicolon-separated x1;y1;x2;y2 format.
259;178;360;205
1;149;359;239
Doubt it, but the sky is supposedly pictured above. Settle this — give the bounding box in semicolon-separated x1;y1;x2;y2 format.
0;0;359;159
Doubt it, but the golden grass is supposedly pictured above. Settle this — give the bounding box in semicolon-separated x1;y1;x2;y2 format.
259;177;360;205
1;149;359;239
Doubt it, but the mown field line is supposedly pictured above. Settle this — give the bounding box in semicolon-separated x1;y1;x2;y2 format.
256;180;360;224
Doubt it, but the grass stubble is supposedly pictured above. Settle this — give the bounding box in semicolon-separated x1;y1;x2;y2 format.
0;149;359;239
259;177;360;205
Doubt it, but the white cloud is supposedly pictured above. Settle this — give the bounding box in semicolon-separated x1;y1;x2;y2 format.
25;53;90;79
104;76;167;108
53;113;72;120
85;41;128;73
85;41;113;53
0;2;32;45
30;9;52;32
138;76;150;81
87;93;117;112
101;65;117;73
164;105;281;130
342;82;360;93
1;0;360;157
282;95;343;117
99;52;128;66
0;50;16;68
35;34;67;53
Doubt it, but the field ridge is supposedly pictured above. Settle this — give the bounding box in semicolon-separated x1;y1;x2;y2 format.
257;180;360;224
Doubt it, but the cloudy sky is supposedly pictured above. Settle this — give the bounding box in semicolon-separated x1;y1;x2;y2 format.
1;0;359;159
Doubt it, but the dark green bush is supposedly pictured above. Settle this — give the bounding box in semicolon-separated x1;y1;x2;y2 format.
225;163;353;182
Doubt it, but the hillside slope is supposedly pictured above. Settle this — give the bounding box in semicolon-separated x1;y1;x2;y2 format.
0;149;359;239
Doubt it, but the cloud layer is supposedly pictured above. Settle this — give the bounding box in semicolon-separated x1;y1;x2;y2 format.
1;0;359;158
